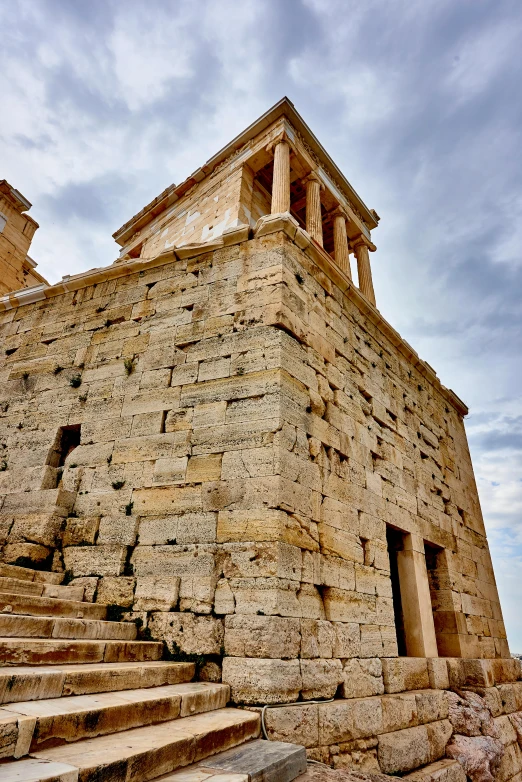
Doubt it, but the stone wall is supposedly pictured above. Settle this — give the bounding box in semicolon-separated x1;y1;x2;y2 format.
0;218;509;694
260;656;522;777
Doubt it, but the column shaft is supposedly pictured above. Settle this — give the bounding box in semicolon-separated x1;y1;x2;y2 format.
305;177;323;246
271;140;291;214
354;240;376;306
333;212;351;279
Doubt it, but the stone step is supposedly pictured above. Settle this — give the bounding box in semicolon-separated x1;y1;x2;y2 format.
158;769;248;782
0;638;163;666
158;738;307;782
0;661;195;704
22;708;259;781
0;578;85;602
405;758;467;782
0;757;79;782
0;592;107;621
0;565;63;586
0;615;136;641
1;682;230;756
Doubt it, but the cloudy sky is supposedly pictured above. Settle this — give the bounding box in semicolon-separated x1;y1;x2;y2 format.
1;0;521;648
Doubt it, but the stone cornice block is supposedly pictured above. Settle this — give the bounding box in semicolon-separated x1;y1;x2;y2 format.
253;213;299;241
175;238;224;260
294;227;312;251
222;223;250;245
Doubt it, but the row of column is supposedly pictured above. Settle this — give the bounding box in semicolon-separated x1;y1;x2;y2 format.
269;137;376;307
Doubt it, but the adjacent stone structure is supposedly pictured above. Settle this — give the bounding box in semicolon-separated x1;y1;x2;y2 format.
0;180;47;297
0;97;519;778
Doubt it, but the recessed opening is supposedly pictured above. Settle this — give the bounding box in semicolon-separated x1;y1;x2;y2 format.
386;525;407;656
425;541;452;656
52;424;81;469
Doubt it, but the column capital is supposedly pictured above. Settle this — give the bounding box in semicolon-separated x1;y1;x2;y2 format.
266;129;294;156
302;170;324;189
352;233;377;253
330;205;349;222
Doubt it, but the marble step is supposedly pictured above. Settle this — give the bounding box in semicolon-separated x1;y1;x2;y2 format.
0;592;107;621
0;638;163;666
0;578;84;602
0;682;230;757
0;757;79;781
25;708;259;781
0;565;63;585
0;661;195;704
158;738;307;782
0;614;136;641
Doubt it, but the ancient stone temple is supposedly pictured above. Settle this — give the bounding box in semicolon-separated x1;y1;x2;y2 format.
0;180;47;297
0;98;521;782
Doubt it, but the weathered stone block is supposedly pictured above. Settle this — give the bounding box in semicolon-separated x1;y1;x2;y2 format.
360;625;383;657
318;697;383;745
8;514;64;548
341;658;384;699
63;516;100;547
301;658;343;699
333;622;361;658
134;576;180;611
130;543;217;577
378;724;431;774
381;693;418;733
323;588;375;623
428;658;450;690
63;545;127;577
222;657;302;704
230;577;300;617
415;690;449;724
137;513;217;545
148;611;224;655
96;576;135;607
300;619;335;659
427;719;453;762
222;541;301;580
224;615;300;659
178;575;216;613
263;703;319;748
381;657;430;693
97;514;139;546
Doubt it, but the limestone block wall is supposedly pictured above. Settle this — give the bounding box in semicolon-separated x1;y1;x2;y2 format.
139;167;246;260
0;221;509;711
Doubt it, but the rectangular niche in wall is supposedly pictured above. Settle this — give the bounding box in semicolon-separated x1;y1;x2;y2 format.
386;525;439;658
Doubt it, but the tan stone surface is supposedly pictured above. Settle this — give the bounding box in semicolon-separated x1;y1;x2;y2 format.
0;179;47;297
222;657;302;704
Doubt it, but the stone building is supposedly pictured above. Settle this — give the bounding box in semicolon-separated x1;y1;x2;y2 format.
0;98;521;781
0;180;47;297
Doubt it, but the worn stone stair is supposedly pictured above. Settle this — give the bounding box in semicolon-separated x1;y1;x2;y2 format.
0;564;305;782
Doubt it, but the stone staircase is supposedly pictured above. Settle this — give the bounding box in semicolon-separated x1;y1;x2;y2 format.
0;564;306;782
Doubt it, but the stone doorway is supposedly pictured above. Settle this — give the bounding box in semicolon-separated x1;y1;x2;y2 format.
386;525;439;658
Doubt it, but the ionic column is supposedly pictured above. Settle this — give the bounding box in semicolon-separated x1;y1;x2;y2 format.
332;207;351;279
304;172;323;246
353;234;377;306
270;137;291;214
